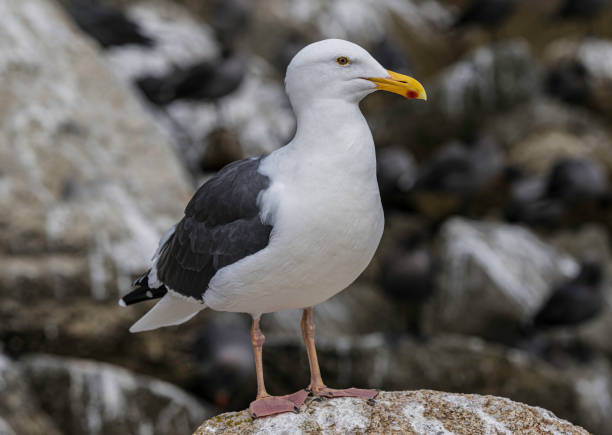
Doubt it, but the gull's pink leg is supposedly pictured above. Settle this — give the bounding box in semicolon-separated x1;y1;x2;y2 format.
301;307;377;402
248;316;308;418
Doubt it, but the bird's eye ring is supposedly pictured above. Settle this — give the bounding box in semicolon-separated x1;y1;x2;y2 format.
336;56;350;66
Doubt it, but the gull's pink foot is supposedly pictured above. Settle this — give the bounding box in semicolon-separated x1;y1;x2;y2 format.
308;387;378;403
249;390;309;418
285;389;310;407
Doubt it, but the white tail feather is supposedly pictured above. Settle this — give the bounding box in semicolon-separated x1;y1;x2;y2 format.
129;294;205;333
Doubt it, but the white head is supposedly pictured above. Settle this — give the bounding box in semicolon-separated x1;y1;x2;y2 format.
285;39;426;110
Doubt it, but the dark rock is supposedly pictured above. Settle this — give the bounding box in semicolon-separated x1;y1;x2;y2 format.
547;226;612;357
199;128;245;173
556;0;611;20
369;37;413;73
544;39;612;119
415;139;504;196
378;218;434;334
546;59;591;105
65;0;153;48
273;32;310;74
190;315;255;411
453;0;517;30
136;50;246;105
533;260;605;329
380;240;433;303
409;139;505;220
546;157;609;202
209;0;252;45
505;156;609;227
505;176;565;226
376;146;417;209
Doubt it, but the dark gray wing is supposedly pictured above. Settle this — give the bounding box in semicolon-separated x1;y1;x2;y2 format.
156;156;272;299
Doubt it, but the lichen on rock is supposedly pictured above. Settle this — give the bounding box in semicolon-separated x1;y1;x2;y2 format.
193;390;589;435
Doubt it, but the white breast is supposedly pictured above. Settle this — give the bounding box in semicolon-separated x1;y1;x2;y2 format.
205;103;384;316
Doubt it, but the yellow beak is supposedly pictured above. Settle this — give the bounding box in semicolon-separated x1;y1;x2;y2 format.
367;70;427;100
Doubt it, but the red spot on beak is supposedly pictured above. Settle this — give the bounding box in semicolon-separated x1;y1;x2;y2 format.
406;90;419;99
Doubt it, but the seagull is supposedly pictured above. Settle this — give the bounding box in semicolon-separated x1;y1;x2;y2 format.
119;39;426;418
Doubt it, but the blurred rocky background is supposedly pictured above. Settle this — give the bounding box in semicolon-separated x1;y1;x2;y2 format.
1;0;612;433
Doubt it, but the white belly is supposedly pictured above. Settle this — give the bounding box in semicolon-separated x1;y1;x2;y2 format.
205;163;384;315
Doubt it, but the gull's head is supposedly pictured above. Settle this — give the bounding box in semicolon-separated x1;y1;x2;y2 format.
285;39;427;108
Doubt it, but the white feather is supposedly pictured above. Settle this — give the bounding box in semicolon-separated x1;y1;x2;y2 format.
147;225;176;288
129;293;205;333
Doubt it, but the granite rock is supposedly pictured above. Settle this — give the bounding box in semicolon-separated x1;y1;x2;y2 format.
193;390;588;435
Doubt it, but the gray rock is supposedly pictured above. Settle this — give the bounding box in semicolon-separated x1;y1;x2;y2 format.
252;0;453;50
487;98;612;177
434;40;540;122
105;1;219;80
21;354;213;435
422;218;578;341
194;390;588;435
103;1;294;173
0;0;192;303
199;128;244;172
0;354;61;435
0;1;212;409
577;39;612;117
370;40;541;152
545;38;612;118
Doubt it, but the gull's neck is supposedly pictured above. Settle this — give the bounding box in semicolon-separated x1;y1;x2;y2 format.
263;97;378;188
289;98;374;155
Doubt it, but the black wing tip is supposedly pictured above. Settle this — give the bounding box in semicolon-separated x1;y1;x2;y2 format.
120;272;167;306
132;272;149;288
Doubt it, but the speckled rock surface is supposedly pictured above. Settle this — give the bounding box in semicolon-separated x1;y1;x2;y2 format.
193;390;589;435
0;0;192;304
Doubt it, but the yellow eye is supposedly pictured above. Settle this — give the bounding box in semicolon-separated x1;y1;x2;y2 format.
336;56;350;66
